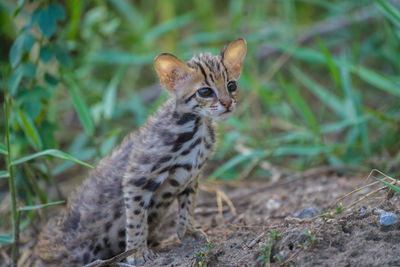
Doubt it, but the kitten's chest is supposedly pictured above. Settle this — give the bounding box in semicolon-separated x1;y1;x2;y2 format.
170;119;214;171
153;117;215;188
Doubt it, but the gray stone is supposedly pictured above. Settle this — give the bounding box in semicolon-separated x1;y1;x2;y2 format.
379;212;398;226
292;207;319;219
360;206;366;213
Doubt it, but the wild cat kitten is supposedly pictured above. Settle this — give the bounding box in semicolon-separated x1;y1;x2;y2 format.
23;38;246;266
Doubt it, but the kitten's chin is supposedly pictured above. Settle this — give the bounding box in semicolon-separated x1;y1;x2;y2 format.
215;111;233;121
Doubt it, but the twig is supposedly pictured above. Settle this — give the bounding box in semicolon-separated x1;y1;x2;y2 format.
333;180;380;206
283;247;304;264
195;206;229;215
199;184;237;216
3;67;19;267
84;248;137;267
247;232;265;249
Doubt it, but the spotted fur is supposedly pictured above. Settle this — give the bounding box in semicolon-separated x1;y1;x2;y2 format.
23;38;246;267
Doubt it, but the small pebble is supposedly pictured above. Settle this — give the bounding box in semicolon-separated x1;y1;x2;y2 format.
373;209;385;215
360;206;366;213
380;212;398;226
265;199;281;210
292;207;319;219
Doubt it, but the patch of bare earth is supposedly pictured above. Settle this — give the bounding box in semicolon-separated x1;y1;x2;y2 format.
1;169;399;266
147;172;399;267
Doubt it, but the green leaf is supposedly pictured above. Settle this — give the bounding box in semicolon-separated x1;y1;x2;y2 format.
0;143;7;155
39;121;57;149
54;43;72;67
210;151;268;179
0;234;13;244
45;73;59;86
353;66;400;97
17;108;43;150
8;65;23;94
0;171;9;178
40;45;53;63
23;96;42;120
291;65;345;117
49;3;66;21
19;200;65;211
64;76;94;135
91;50;155;65
9;34;24;68
374;0;400;28
317;36;342;90
103;68;124;119
23;62;36;78
108;0;143;30
22;33;35;52
377;179;400;195
144;13;193;42
272;145;333;157
11;149;93;168
14;0;25;16
278;75;318;131
37;7;56;38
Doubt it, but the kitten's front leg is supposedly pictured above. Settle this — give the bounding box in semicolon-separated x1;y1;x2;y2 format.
176;179;208;243
123;177;157;265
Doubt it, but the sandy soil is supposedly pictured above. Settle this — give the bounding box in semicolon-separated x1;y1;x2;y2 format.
144;170;400;267
1;168;399;267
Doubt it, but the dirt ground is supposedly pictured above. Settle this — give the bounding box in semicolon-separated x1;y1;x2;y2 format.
1;168;399;267
143;170;400;267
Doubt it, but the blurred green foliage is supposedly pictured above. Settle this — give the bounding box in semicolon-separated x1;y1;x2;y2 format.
0;0;400;232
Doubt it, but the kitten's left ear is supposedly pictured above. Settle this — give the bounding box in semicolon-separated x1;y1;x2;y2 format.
221;38;247;79
154;53;194;92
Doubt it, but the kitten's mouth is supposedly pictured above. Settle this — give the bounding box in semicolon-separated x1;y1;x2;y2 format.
218;109;233;120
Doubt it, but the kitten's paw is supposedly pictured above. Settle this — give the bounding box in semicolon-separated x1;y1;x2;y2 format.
178;227;208;243
126;249;157;265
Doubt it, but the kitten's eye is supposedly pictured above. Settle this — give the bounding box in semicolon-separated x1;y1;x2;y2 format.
197;88;214;98
227;81;237;92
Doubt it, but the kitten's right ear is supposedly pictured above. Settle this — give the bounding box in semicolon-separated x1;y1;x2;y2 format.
154;53;193;92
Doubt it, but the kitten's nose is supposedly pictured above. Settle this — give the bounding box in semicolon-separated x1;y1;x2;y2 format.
220;100;232;109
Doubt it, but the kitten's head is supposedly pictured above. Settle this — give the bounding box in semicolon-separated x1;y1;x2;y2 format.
154;38;247;121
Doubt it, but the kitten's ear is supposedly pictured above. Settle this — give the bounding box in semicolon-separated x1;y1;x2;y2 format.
221;38;247;79
154;53;193;92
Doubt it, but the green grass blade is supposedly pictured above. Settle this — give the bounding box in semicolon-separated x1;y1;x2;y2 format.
210;150;268;180
270;43;326;64
278;75;319;132
103;68;124;119
91;51;155;66
19;200;65;211
377;179;400;194
11;149;93;168
272;145;333;156
0;143;7;154
374;0;400;28
144;13;193;43
352;66;400;97
17;108;43;150
291;65;345;117
64;76;95;135
0;171;9;178
340;58;370;155
316;36;342;90
108;0;143;30
0;234;13;244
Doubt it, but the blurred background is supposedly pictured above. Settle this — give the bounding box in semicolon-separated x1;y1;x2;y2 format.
0;0;399;238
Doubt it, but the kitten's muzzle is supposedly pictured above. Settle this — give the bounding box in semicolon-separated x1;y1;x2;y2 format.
220;100;232;109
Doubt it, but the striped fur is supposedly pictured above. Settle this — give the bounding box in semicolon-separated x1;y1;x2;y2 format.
24;38;246;267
